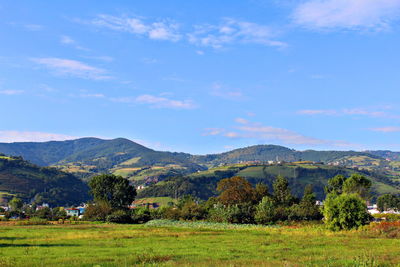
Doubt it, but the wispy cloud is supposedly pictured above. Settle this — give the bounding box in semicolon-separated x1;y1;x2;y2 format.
60;35;89;51
211;82;245;100
370;126;400;133
31;57;111;80
298;107;399;119
203;128;225;136
188;18;287;49
79;93;105;98
204;119;360;148
60;35;75;44
87;15;286;49
112;94;196;109
24;24;43;31
91;15;181;42
0;90;24;95
0;131;77;143
292;0;400;31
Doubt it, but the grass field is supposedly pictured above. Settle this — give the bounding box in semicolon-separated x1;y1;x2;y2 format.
0;221;399;266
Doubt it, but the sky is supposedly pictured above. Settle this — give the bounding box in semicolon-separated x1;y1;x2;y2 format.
1;0;400;154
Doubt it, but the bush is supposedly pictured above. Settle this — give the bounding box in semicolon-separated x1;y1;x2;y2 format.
131;207;152;224
323;193;371;231
255;196;276;224
208;203;254;224
83;201;112;221
106;210;132;224
16;217;49;225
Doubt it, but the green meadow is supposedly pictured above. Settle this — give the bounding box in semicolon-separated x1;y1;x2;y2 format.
0;221;399;266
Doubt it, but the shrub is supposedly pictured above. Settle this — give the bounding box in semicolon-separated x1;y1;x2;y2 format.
208;203;254;224
368;221;400;238
83;201;112;221
106;210;132;224
16;217;49;225
255;196;276;224
131;207;152;224
323;193;371;231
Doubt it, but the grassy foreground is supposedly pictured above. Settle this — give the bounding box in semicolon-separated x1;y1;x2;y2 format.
0;220;399;266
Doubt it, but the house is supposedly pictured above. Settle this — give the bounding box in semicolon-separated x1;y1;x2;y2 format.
65;208;80;217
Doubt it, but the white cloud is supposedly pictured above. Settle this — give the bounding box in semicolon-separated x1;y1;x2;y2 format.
60;35;89;51
60;35;75;44
112;94;196;109
0;90;24;95
188;18;287;48
79;93;105;98
211;82;245;100
31;57;111;80
0;131;77;143
92;15;181;42
298;109;337;115
24;24;43;31
136;94;196;109
298;107;400;119
204;119;360;148
293;0;400;31
203;128;225;136
370;126;400;133
235;118;249;124
88;15;286;49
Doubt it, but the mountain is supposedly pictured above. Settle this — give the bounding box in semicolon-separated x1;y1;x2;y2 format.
1;138;399;187
0;155;89;206
366;150;400;161
0;138;205;181
138;162;400;201
193;144;382;166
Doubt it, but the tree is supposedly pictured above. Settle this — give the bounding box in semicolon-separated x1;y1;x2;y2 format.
83;201;113;221
255;196;276;224
254;183;270;203
377;194;400;212
325;175;347;195
272;175;294;206
290;185;322;221
88;174;136;209
342;174;371;200
323;193;370;231
9;197;23;211
217;176;255;206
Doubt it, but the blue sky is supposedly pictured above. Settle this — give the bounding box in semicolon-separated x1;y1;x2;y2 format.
1;0;400;154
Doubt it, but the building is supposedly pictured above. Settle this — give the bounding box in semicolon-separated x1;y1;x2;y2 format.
65;208;80;217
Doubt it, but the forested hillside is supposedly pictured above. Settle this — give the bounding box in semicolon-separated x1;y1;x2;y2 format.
138;163;400;201
0;155;89;206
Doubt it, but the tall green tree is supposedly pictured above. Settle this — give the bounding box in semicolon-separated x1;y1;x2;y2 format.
342;174;371;200
325;174;347;195
273;175;294;206
377;194;400;212
290;185;322;221
254;183;270;203
88;174;136;209
9;197;23;211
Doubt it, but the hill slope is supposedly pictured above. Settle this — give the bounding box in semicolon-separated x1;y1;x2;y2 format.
138;163;400;201
0;138;205;180
0;155;89;206
193;145;382;166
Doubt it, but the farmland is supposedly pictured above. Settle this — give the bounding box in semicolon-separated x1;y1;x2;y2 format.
0;221;399;266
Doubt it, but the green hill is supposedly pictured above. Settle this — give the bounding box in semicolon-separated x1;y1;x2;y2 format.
138;163;400;201
0;155;89;206
0;138;205;180
193;145;381;166
1;138;399;189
